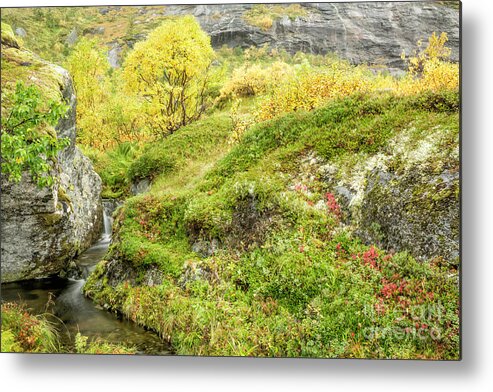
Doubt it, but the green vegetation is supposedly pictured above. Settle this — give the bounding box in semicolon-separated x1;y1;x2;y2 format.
85;91;459;359
1;6;168;64
1;302;59;353
0;81;70;188
73;332;135;355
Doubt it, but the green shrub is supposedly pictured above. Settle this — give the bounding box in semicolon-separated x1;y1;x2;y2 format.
83;141;140;198
1;81;70;188
127;147;175;181
74;332;136;355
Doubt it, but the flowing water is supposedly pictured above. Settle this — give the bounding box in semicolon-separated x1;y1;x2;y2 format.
1;200;171;355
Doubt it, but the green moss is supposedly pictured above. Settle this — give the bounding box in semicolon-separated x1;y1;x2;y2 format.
57;186;72;203
127;113;232;182
1;330;22;352
41;211;63;225
1;22;20;48
1;44;67;106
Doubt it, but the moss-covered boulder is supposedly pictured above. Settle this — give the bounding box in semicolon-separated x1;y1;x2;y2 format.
319;120;459;262
1;24;103;283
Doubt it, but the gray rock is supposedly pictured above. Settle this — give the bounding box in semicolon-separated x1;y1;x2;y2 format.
107;42;122;68
179;261;219;289
115;3;458;70
319;124;459;262
65;28;78;46
1;52;103;283
83;26;105;35
192;238;220;257
357;167;459;262
131;178;151;195
98;257;162;288
14;27;27;37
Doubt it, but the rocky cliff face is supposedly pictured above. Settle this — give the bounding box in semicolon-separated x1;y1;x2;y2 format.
1;28;103;283
117;2;459;70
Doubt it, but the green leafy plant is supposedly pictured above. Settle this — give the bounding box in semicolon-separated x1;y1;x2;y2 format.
1;81;69;188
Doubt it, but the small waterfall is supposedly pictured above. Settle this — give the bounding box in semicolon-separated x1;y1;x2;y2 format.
101;199;119;242
103;205;113;236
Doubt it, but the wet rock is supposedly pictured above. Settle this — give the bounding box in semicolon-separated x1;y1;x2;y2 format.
59;260;84;280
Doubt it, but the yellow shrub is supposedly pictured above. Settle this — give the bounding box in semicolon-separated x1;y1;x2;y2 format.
395;60;459;96
229;98;255;144
257;32;458;121
257;62;371;121
219;61;294;101
396;32;458;95
256;15;273;31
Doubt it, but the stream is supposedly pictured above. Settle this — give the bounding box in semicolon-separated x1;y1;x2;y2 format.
1;200;171;355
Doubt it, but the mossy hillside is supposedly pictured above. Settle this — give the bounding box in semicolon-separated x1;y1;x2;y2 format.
316;93;459;261
84;91;459;359
127;113;232;183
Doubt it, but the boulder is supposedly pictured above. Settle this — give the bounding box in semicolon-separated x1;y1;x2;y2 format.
1;27;103;283
65;28;78;46
107;42;122;69
319;123;459;262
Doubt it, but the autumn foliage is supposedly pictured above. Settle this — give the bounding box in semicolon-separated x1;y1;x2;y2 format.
122;16;215;137
257;32;458;121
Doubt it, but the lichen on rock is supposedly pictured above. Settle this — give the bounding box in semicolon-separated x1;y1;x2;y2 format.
319;120;459;263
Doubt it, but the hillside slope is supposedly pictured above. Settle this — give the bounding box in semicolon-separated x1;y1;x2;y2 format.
84;91;459;359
